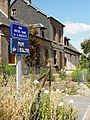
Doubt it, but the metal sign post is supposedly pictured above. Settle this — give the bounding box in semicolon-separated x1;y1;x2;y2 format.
10;22;29;99
16;55;22;98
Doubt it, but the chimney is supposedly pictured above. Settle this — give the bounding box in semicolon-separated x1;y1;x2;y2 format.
0;0;10;18
28;0;31;4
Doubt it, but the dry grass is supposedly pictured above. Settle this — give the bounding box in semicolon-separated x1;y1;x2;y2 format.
0;75;78;120
0;75;40;120
50;91;61;120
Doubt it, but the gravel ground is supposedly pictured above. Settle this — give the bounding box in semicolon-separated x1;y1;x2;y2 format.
64;96;90;120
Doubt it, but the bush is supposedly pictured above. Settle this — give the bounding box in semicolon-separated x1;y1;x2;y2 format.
40;67;48;76
71;68;88;82
87;72;90;81
71;70;78;82
40;67;55;82
0;64;16;76
58;71;66;80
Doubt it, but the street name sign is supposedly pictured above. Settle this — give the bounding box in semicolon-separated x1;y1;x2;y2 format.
10;39;30;54
10;22;29;40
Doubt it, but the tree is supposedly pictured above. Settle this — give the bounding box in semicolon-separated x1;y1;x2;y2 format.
80;39;90;68
80;54;87;68
81;39;90;55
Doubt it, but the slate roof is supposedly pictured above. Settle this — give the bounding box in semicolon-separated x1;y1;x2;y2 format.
65;42;81;54
10;0;65;26
10;16;27;25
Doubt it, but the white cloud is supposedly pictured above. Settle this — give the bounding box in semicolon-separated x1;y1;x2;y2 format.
64;21;90;35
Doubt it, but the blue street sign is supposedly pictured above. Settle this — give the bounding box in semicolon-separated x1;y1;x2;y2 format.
10;22;29;40
10;38;30;54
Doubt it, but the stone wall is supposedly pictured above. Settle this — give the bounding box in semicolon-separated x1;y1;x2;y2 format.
0;0;9;17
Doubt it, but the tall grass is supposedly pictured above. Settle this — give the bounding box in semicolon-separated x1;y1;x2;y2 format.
0;75;78;120
0;75;38;120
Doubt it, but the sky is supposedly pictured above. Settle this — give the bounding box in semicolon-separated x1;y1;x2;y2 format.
32;0;90;53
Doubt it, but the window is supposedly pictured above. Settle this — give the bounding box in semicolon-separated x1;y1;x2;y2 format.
45;49;49;65
53;27;56;41
54;50;57;65
60;52;62;70
59;30;62;43
40;28;44;38
11;9;16;16
64;57;67;67
36;23;46;38
8;45;15;64
35;47;40;65
70;54;72;62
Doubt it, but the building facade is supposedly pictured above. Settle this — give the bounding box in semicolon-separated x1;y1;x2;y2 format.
0;0;80;73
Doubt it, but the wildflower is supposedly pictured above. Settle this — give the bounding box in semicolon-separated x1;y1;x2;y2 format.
51;90;54;93
56;89;60;93
30;44;32;52
35;30;38;34
44;90;49;94
33;79;39;85
69;99;74;105
56;82;59;84
61;89;64;92
58;102;64;107
41;87;45;92
40;41;44;45
65;88;68;91
31;37;35;41
62;93;65;96
65;94;69;97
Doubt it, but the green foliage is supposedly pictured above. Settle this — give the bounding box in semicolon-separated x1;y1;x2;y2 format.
61;87;77;95
40;68;55;82
68;87;77;95
87;72;90;81
0;64;16;76
30;93;51;120
40;68;48;76
24;25;44;67
47;75;55;82
88;63;90;72
56;100;78;120
58;71;66;80
38;94;51;120
71;69;78;82
80;54;87;68
71;68;87;82
81;39;90;54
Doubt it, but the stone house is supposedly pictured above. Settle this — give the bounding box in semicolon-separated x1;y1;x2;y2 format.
0;0;80;73
64;37;80;73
